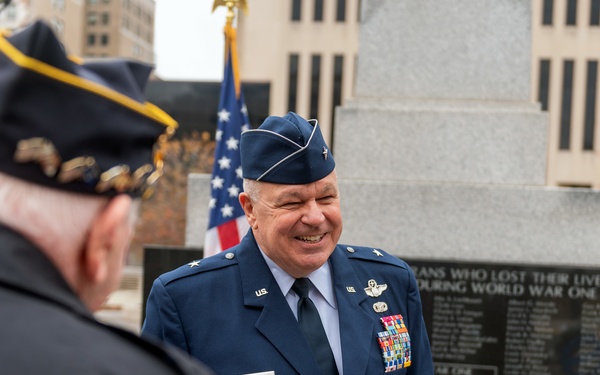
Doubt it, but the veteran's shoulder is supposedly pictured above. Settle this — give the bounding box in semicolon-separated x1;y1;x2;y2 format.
338;244;408;269
157;249;239;286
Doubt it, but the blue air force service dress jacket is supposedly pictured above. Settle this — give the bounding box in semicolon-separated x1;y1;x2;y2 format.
142;231;434;374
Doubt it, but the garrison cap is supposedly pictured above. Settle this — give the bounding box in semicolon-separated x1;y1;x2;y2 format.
240;112;335;184
0;20;177;197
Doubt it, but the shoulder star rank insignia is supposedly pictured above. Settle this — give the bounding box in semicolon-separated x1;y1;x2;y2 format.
373;249;383;257
365;279;388;297
188;260;200;268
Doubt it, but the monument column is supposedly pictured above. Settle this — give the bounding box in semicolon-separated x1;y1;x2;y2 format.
334;0;600;265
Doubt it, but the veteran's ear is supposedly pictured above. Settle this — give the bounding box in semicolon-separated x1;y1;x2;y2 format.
83;195;132;285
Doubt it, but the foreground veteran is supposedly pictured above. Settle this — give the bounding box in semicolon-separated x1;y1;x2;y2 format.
0;21;213;374
143;112;434;374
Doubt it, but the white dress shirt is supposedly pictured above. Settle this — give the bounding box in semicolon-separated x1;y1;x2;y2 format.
259;249;343;374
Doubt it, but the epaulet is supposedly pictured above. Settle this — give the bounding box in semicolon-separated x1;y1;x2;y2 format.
158;249;239;285
338;244;407;269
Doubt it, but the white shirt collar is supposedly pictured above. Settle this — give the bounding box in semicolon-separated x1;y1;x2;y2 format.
259;247;337;309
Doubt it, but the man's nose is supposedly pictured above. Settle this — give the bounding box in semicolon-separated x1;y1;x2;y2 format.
301;200;325;226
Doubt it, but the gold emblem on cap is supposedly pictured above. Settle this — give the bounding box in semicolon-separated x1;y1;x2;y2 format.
365;279;388;298
57;156;98;183
13;137;168;197
14;137;61;177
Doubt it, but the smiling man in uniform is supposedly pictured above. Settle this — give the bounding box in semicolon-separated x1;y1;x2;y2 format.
142;112;434;374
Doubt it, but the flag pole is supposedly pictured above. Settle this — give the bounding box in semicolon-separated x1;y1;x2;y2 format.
212;0;248;97
204;0;251;257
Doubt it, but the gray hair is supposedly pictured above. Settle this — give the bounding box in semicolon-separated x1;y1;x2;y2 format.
0;172;138;255
242;178;261;202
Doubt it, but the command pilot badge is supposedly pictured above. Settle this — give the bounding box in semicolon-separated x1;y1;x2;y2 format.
365;279;388;297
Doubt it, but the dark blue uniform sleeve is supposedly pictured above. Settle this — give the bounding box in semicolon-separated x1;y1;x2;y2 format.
404;261;434;374
141;277;189;354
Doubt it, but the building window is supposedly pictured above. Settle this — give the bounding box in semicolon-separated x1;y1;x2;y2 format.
102;12;109;25
88;12;97;25
542;0;553;25
584;61;598;150
101;34;109;46
291;0;301;21
591;0;600;25
336;0;346;22
560;60;575;150
566;0;577;26
52;0;65;11
5;4;16;20
87;34;96;46
331;55;344;139
51;18;64;36
538;59;551;111
310;54;321;120
288;54;299;112
314;0;323;22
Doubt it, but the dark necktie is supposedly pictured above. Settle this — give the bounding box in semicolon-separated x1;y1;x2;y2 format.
292;278;338;375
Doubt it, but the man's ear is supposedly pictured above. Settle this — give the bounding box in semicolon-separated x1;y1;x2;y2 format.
83;194;132;284
239;193;257;229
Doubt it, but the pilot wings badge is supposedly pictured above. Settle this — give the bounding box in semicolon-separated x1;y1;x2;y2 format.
365;279;388;298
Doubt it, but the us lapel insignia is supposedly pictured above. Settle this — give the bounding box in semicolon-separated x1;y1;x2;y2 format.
373;301;388;313
255;288;268;297
377;315;412;372
346;286;356;293
365;279;388;297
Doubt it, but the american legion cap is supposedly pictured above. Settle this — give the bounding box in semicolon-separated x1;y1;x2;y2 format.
0;20;177;197
240;111;335;184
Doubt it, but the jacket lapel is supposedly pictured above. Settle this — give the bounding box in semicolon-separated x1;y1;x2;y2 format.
237;231;322;374
330;248;376;375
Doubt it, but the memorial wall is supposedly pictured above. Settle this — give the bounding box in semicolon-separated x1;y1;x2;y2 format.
408;259;600;374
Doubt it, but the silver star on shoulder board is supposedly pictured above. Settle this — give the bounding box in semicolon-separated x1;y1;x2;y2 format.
322;146;328;160
188;260;200;268
373;249;383;257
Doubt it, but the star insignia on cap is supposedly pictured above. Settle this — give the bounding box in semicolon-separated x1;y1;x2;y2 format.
188;260;200;268
322;146;328;160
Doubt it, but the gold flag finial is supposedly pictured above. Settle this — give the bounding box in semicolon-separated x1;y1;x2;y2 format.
212;0;248;27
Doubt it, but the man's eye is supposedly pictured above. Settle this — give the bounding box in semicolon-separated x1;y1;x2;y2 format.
281;201;301;207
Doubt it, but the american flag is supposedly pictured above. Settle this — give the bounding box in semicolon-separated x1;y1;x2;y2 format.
204;30;250;257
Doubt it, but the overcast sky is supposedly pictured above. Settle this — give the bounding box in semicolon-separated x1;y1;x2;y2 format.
154;0;229;82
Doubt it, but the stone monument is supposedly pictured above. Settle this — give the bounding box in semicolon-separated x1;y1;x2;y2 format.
330;1;600;373
334;0;600;266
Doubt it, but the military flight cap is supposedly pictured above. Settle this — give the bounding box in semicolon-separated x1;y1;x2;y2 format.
240;111;335;184
0;20;177;197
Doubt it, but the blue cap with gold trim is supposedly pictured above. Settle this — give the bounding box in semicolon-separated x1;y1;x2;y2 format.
0;20;177;197
240;111;335;184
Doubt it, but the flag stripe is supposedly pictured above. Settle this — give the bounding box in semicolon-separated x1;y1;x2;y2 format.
217;219;241;250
